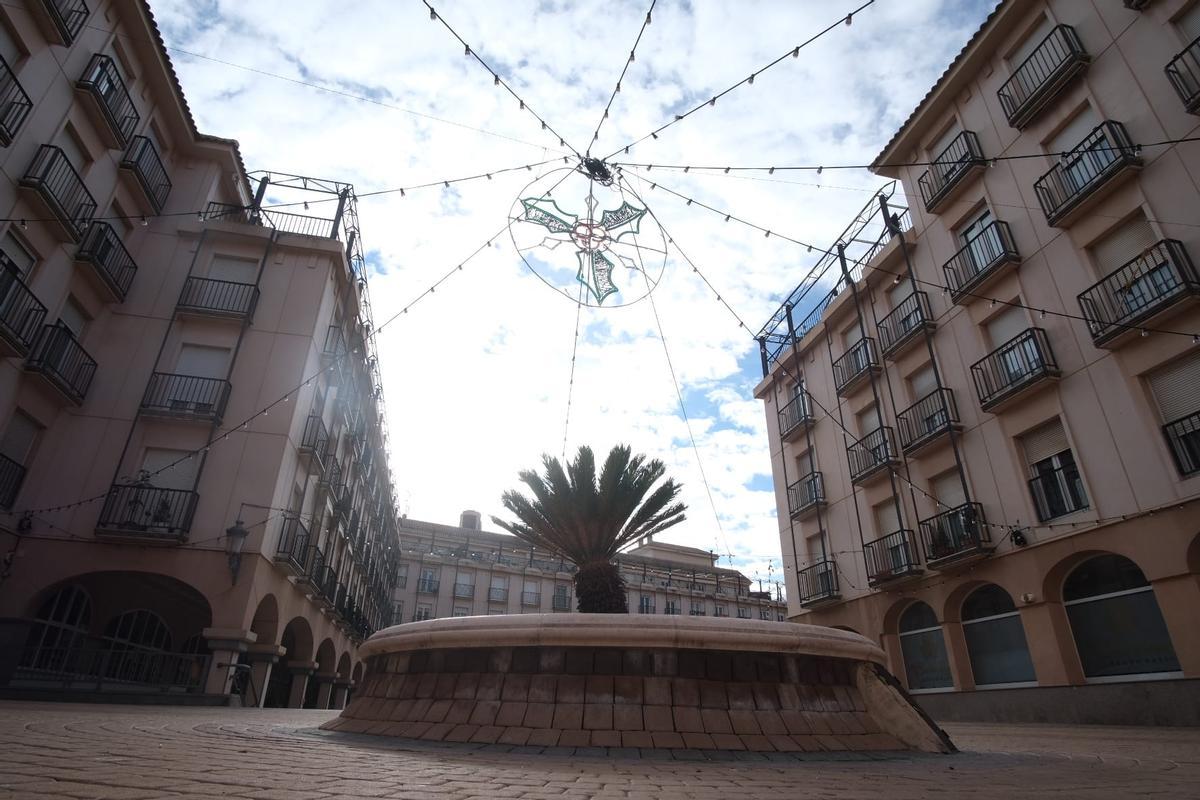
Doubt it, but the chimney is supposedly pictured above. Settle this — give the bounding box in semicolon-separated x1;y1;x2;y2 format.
459;510;481;530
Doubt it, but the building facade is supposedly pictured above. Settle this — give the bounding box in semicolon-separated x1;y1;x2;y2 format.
0;0;401;709
755;0;1200;721
390;513;787;624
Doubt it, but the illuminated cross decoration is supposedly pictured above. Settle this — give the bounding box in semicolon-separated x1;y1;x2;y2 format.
519;194;648;305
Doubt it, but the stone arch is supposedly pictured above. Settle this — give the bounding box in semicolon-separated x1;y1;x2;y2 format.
336;651;352;680
881;595;924;636
315;638;336;674
280;616;314;663
940;578;992;624
249;595;280;646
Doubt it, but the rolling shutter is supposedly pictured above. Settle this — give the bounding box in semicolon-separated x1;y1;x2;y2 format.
1091;215;1156;273
1049;106;1100;154
1149;352;1200;423
1010;17;1054;68
1180;5;1200;42
986;306;1028;348
857;405;880;435
874;501;900;535
932;471;967;508
909;365;938;400
209;255;258;283
1021;418;1069;466
141;448;197;490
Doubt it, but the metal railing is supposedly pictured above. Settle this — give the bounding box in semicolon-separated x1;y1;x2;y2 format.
943;220;1019;300
1029;462;1089;521
797;560;839;605
417;579;440;594
323;325;346;358
77;54;139;146
299;413;329;464
488;586;508;602
918;502;989;564
177;276;259;318
917;131;984;211
1164;411;1200;477
0;452;25;508
26;322;96;404
878;291;933;356
971;327;1058;411
1034;121;1141;225
299;545;326;588
37;0;89;44
0;261;47;354
76;222;137;299
552;594;571;611
831;337;879;394
863;529;921;584
638;602;656;614
1166;35;1200;113
453;582;475;599
21;145;97;240
274;515;310;573
0;55;33;146
96;483;198;538
140;372;231;421
847;426;899;483
521;591;541;606
258;207;338;239
313;565;338;604
778;391;813;438
201;201;254;225
896;388;959;452
120;136;171;212
14;637;208;692
1077;240;1200;346
786;471;824;518
997;24;1089;128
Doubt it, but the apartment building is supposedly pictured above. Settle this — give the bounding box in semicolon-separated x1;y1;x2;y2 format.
755;0;1200;722
0;0;401;709
389;512;787;624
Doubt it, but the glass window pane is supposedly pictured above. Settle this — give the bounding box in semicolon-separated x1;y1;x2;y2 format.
899;628;954;690
1066;590;1181;677
964;615;1036;685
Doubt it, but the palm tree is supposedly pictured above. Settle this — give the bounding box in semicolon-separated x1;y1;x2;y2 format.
492;445;687;613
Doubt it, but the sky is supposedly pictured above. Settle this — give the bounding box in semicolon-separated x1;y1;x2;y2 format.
150;0;997;598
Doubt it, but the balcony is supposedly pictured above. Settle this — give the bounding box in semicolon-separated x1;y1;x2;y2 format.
140;373;231;422
32;0;88;45
75;222;137;301
313;565;338;608
1034;121;1142;228
797;560;840;608
863;529;922;586
119;136;171;213
417;579;440;594
25;323;96;405
878;291;935;359
943;220;1020;304
1164;411;1200;478
298;545;326;590
918;502;991;569
0;56;33;146
488;587;508;603
521;591;541;607
323;325;347;361
1078;240;1200;348
1029;462;1089;522
177;276;259;320
832;337;880;396
552;594;571;611
786;471;825;520
777;391;814;441
298;413;329;469
75;54;139;148
20;145;97;242
95;483;198;542
917;131;985;213
1166;36;1200;113
638;603;656;614
0;452;25;508
453;582;475;599
971;327;1060;412
273;516;310;575
896;388;962;455
847;426;900;485
997;25;1090;129
0;262;47;358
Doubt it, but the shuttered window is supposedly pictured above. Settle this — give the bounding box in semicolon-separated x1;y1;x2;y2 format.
932;470;967;509
857;405;880;436
874;501;900;535
0;411;40;465
1179;4;1200;42
140;447;197;490
986;306;1028;348
1149;351;1200;423
1010;16;1054;68
843;322;863;348
1049;106;1100;155
1021;418;1069;465
1;233;35;276
909;365;938;401
176;344;230;379
889;277;915;306
208;255;258;283
1090;214;1157;274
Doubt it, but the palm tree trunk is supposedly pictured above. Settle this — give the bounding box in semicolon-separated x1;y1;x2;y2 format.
573;561;628;613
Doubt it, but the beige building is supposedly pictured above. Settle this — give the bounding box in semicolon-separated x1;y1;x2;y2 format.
755;0;1200;723
391;512;787;624
0;0;400;709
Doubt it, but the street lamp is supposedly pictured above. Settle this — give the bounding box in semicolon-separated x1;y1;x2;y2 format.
225;519;249;584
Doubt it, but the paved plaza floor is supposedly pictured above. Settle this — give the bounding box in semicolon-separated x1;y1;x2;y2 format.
0;701;1198;799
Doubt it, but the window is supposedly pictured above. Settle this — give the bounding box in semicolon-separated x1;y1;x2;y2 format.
872;502;902;566
22;584;92;671
927;124;963;185
843;323;867;370
1;232;35;277
1022;419;1088;520
664;598;680;615
931;470;967;511
396;563;408;589
0;409;40;468
56;124;91;172
139;447;196;490
1063;554;1180;679
957;207;995;271
856;404;880;438
414;604;432;621
777;613;786;622
1149;351;1200;475
908;365;937;404
103;609;172;652
454;570;474;598
689;601;704;616
418;567;439;593
898;602;953;691
638;594;654;614
452;606;469;617
1009;16;1054;69
59;296;88;338
208;254;258;284
986;305;1038;381
175;344;230;379
714;604;727;617
1048;106;1106;195
758;609;771;620
0;19;24;66
736;607;751;619
961;585;1036;686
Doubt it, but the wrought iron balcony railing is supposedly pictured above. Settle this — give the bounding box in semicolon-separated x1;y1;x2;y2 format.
35;0;89;45
0;260;47;357
847;426;899;484
417;579;440;594
918;502;990;567
1077;240;1200;347
552;595;571;611
1164;411;1200;477
777;391;814;440
76;54;139;147
943;220;1020;302
120;136;171;212
863;529;921;585
273;515;310;574
76;222;137;300
177;276;259;319
25;322;96;404
453;582;475;599
832;337;880;396
96;483;198;540
298;545;326;589
0;55;33;146
140;373;231;422
20;145;97;241
997;25;1089;129
877;291;934;358
1029;461;1089;522
797;560;839;607
1166;35;1200;113
971;327;1059;412
917;131;985;212
313;565;338;606
521;591;541;606
1034;121;1141;227
786;471;825;518
299;413;329;466
638;602;656;614
488;587;508;603
323;325;346;359
896;387;960;454
0;452;25;509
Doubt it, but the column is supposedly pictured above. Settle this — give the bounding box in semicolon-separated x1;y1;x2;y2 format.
314;672;337;708
201;628;257;698
331;680;351;709
287;660;317;708
940;621;975;691
1017;601;1083;686
245;643;286;708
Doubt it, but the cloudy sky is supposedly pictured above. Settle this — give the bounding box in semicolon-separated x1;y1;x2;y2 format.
150;0;995;597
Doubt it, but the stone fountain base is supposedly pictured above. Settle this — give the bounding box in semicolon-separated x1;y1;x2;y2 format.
324;615;953;753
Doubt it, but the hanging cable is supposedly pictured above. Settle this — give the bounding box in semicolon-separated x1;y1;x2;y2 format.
561;275;587;463
587;0;656;153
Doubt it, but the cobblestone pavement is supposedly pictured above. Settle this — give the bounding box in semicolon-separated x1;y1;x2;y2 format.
1;701;1198;799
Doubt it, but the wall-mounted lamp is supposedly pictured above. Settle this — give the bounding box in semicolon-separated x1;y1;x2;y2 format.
225;519;249;584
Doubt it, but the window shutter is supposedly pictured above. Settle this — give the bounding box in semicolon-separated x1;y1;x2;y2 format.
843;322;863;347
890;278;915;306
176;344;230;378
1010;17;1054;68
1090;214;1157;274
932;471;967;508
0;411;40;464
141;447;197;490
1180;5;1200;42
909;365;938;400
986;306;1028;348
928;126;960;161
1;234;35;276
874;502;900;534
209;255;258;283
1021;419;1069;465
1149;351;1200;423
858;405;880;435
1049;106;1100;154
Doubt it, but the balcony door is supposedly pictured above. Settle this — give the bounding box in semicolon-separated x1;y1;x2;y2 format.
1049;106;1102;195
986;306;1035;382
1091;214;1162;317
1150;352;1200;475
172;344;229;413
958;208;995;276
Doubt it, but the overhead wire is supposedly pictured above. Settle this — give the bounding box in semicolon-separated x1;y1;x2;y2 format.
587;0;656;153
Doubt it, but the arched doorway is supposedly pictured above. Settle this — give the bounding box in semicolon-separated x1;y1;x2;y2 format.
307;639;336;708
898;601;953;691
1063;554;1181;679
264;617;313;708
961;584;1035;687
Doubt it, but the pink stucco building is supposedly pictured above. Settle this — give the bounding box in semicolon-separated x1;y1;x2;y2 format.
0;0;400;708
755;0;1200;723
